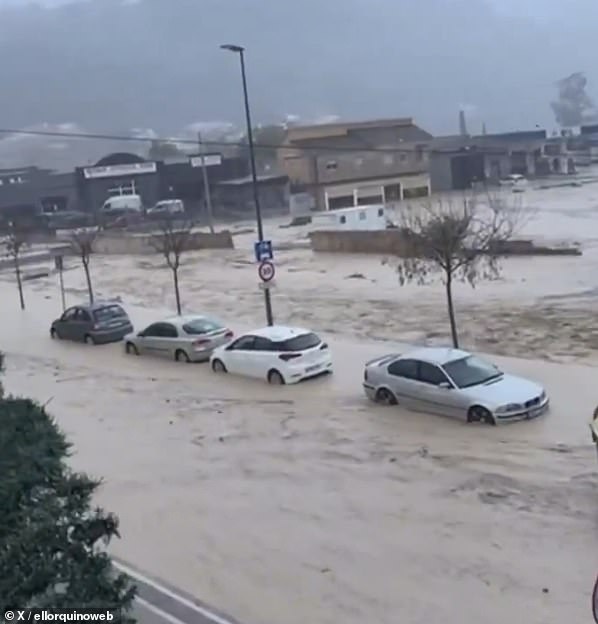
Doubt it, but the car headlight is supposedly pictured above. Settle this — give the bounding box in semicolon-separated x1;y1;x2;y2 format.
495;403;523;414
540;390;546;401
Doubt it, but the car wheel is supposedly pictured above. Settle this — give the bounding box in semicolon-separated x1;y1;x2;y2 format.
125;342;139;356
268;369;285;385
84;334;96;346
468;405;496;426
50;327;58;339
375;387;397;406
175;349;191;363
211;358;227;373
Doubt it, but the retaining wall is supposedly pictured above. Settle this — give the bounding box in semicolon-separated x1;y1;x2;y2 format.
91;230;234;255
309;229;582;256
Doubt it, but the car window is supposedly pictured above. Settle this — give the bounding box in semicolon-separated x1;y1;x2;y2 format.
182;318;223;335
253;337;274;351
76;308;92;322
387;358;419;379
61;307;78;322
93;304;126;323
160;323;178;338
141;323;161;337
274;332;321;352
418;362;450;386
443;355;502;389
230;335;256;350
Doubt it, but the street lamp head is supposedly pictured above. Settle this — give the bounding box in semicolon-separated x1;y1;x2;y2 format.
220;43;244;53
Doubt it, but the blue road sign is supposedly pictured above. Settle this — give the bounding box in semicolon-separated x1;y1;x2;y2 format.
254;240;273;262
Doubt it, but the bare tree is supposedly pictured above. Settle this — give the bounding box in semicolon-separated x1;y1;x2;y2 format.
149;217;195;315
386;192;521;348
70;227;100;303
4;221;28;310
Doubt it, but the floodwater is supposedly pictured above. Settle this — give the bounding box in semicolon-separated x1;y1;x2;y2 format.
1;179;598;624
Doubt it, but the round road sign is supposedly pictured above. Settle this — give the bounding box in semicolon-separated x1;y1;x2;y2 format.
258;260;275;282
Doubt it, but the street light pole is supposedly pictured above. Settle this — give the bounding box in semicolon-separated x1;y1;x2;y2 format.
221;43;273;326
197;131;215;233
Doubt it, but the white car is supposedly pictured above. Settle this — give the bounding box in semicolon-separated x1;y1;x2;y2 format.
210;325;333;385
147;199;185;215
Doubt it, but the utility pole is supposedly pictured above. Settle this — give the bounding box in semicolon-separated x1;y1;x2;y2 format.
198;131;215;233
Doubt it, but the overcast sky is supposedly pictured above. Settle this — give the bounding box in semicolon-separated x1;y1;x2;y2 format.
0;0;595;137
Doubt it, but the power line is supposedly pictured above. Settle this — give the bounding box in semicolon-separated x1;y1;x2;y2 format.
0;127;435;155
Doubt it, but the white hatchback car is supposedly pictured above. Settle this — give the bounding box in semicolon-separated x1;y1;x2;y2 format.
210;325;333;385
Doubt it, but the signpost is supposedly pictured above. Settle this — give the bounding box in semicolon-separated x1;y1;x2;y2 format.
55;255;66;311
254;240;273;263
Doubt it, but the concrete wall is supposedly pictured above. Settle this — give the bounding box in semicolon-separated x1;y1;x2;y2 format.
310;229;415;255
90;230;234;255
309;230;582;256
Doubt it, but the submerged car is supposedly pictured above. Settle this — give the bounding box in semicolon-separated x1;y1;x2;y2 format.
50;301;133;345
124;314;233;362
363;347;549;425
210;325;332;385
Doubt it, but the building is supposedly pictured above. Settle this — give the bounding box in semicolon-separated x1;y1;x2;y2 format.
212;174;290;218
580;124;598;163
279;118;433;211
429;130;575;192
311;204;387;231
0;166;76;220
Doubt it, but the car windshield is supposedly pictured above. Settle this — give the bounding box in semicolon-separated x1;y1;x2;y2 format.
93;305;126;322
182;317;223;335
274;332;321;352
443;355;503;389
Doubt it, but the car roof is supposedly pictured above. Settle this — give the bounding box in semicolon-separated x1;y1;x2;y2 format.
77;300;123;311
246;325;313;342
161;314;215;326
404;346;471;365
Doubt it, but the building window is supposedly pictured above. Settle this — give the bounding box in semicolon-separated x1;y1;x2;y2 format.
325;160;338;170
339;215;347;224
403;186;430;199
415;146;425;162
400;153;407;163
384;183;402;202
359;211;366;220
9;178;15;184
383;154;394;166
378;208;384;217
328;195;354;210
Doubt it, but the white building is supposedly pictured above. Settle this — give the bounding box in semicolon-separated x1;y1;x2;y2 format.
311;204;387;231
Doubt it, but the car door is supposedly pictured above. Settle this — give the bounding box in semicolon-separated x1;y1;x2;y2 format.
415;362;465;419
223;335;256;375
386;359;421;407
251;336;275;378
136;323;163;355
56;307;78;339
74;308;94;342
158;323;179;358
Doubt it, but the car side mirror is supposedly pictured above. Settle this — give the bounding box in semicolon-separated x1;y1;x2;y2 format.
138;331;145;337
439;382;452;390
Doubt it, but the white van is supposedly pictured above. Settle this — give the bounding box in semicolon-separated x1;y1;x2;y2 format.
101;194;143;213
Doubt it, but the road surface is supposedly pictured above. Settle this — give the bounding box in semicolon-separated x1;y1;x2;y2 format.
115;559;240;624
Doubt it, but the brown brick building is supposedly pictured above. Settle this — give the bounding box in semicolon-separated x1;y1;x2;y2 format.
279;118;433;210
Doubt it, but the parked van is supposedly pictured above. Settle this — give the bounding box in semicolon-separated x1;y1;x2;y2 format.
101;194;143;213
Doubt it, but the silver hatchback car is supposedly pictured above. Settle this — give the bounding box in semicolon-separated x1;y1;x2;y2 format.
363;347;549;425
124;314;233;363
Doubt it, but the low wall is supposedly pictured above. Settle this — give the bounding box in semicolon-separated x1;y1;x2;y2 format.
92;230;234;255
309;229;582;256
309;229;416;256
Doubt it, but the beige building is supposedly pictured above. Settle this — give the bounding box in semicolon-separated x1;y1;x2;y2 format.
279;118;433;210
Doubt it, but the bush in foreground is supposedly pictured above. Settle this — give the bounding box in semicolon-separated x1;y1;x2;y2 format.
0;355;136;616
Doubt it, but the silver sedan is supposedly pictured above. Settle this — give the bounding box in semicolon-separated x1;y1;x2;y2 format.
124;315;233;363
363;347;549;425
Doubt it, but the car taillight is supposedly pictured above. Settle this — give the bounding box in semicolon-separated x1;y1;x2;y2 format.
319;342;328;350
279;353;302;362
193;339;210;348
224;330;234;339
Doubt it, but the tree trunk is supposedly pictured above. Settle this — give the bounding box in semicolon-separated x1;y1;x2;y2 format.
83;260;94;303
14;256;25;311
445;273;459;348
173;268;182;315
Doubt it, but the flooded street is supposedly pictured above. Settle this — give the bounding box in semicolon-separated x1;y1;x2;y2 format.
1;182;598;624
